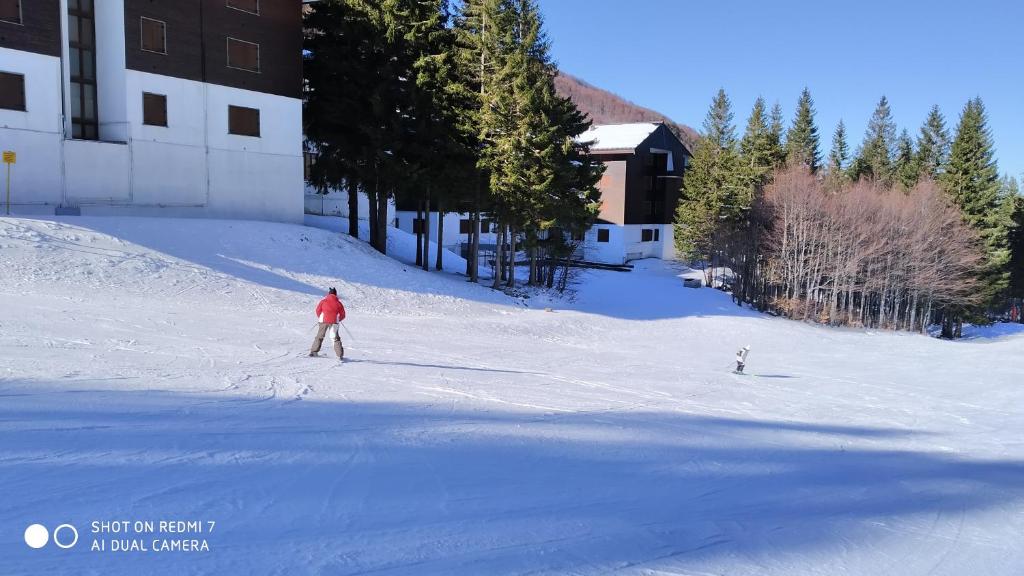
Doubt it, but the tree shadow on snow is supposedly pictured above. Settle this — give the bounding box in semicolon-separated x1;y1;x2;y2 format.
1;381;1022;575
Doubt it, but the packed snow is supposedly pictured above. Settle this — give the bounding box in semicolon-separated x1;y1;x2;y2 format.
1;215;1022;575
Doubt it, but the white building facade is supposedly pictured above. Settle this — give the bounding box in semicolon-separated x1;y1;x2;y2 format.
0;0;304;222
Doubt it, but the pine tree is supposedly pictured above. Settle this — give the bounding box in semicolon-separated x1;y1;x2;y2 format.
893;129;919;191
1008;181;1024;303
767;101;787;168
675;90;745;280
852;95;897;185
916;105;950;181
940;97;1010;311
826;120;850;188
739;97;775;186
784;88;821;172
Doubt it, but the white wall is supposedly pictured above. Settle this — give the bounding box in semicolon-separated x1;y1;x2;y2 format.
64;139;131;202
95;0;128;143
584;224;626;265
0;48;65;205
394;210;497;251
583;224;674;265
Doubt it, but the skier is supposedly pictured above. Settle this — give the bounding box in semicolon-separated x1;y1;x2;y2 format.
734;345;750;374
310;287;346;359
1011;303;1020;323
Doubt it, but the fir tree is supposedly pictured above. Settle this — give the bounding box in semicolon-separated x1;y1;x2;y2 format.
852;95;897;185
767;101;787;167
826;120;850;186
675;90;745;277
784;88;821;172
739;97;775;186
916;105;950;180
893;129;919;191
1008;181;1024;303
940;97;1010;310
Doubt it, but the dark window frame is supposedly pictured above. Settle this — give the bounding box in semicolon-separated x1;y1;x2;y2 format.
139;16;167;55
0;71;26;111
0;0;22;25
226;37;261;73
226;0;260;16
641;229;654;242
597;229;610;243
68;0;99;140
142;92;167;127
459;219;472;235
228;105;260;137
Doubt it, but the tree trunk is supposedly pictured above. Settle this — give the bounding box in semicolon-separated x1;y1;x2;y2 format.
470;182;481;283
375;188;388;254
347;179;359;239
415;199;423;267
422;187;431;272
507;226;517;289
367;185;379;253
435;201;444;271
492;224;504;290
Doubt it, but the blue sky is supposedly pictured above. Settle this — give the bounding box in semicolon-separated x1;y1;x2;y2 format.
537;0;1023;180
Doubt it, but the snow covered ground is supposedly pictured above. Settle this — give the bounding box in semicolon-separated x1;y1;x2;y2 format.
1;215;1023;575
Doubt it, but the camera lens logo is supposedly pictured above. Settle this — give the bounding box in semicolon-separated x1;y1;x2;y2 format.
24;524;78;549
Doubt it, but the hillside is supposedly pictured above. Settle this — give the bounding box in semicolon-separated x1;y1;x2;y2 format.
555;71;699;150
2;215;1023;575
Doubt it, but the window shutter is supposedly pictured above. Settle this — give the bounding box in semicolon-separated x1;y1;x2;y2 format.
0;72;26;111
228;105;260;137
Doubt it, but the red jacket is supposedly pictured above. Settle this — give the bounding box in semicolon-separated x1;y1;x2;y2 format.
316;294;346;324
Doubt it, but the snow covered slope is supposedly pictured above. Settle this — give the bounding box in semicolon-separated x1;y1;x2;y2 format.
1;216;1023;576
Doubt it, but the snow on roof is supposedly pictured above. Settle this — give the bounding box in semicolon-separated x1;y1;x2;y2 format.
577;122;661;151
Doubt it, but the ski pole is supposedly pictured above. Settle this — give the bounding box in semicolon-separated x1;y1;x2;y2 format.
339;321;354;342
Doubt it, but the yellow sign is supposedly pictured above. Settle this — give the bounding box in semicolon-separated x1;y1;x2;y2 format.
1;151;14;164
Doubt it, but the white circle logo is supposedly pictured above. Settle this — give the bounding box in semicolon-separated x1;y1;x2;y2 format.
53;524;79;549
24;524;49;549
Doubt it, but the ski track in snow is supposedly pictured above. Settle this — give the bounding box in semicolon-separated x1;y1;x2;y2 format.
1;215;1023;575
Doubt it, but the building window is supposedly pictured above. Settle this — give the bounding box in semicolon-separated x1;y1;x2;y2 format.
140;17;166;54
142;92;167;126
226;0;259;15
480;219;491;233
228;105;260;137
459;219;472;234
227;38;260;73
68;0;99;140
571;229;585;242
654;228;660;242
642;229;654;242
0;72;26;111
412;218;424;234
597;229;609;243
0;0;21;24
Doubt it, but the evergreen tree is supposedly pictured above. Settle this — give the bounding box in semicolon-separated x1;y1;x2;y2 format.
916;105;950;180
784;88;821;172
940;97;1010;311
852;95;897;185
739;97;775;186
675;90;745;277
1008;181;1024;303
826;120;850;188
767;101;787;167
893;129;919;191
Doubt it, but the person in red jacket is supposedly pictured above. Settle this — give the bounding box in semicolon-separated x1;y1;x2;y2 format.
310;287;346;358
